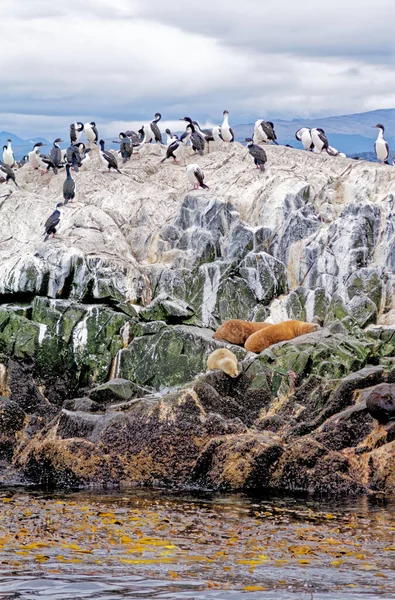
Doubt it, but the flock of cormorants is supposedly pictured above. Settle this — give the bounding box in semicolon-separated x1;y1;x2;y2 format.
0;110;392;240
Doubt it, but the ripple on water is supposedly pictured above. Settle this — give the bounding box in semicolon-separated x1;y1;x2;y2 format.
0;489;393;599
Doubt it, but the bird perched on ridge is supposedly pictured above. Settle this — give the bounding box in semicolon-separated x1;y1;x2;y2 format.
84;122;99;144
295;127;314;151
76;142;91;168
253;120;278;145
69;122;84;144
150;113;163;143
28;142;46;169
244;138;267;171
221;110;234;142
0;162;18;187
311;128;329;153
373;124;390;164
43;203;63;241
181;118;205;155
160;136;181;163
37;150;58;174
114;132;133;163
50;138;64;170
2;140;15;167
63;164;76;204
66;143;82;172
186;163;209;190
99;140;122;173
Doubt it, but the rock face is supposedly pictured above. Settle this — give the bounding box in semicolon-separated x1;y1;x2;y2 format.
1;143;395;495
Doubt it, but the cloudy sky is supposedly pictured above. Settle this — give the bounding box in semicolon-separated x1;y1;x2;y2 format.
2;0;395;138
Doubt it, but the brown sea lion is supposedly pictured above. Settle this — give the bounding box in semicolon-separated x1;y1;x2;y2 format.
244;320;319;353
207;348;239;378
213;319;271;345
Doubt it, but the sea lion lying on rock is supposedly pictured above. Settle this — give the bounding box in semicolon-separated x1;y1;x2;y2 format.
244;319;319;353
207;348;239;378
213;319;271;345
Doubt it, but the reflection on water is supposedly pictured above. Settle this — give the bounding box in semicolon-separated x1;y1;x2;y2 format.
0;488;393;599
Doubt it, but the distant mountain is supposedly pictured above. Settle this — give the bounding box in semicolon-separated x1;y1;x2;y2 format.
232;109;395;159
0;132;50;160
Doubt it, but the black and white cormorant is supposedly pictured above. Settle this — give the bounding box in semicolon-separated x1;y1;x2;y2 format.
28;142;46;169
69;122;84;144
43;203;63;241
244;138;267;171
66;143;82;172
0;161;18;187
2;140;15;167
150;113;163;143
254;120;278;145
63;164;76;204
50;138;64;170
84;122;99;144
76;142;91;168
311;128;329;153
373;124;390;164
125;130;143;146
99;140;122;173
295;128;314;151
221;110;234;142
114;132;133;163
160;136;181;163
181;118;205;155
186;163;209;189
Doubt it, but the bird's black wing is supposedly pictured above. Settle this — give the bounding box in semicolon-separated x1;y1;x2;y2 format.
44;210;60;232
318;132;329;149
385;141;390;161
63;180;75;202
249;144;267;163
229;127;235;142
69;125;77;143
151;122;163;143
92;125;99;142
103;150;120;170
50;147;62;165
191;133;205;155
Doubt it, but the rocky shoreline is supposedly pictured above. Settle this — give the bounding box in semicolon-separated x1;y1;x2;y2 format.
0;143;394;495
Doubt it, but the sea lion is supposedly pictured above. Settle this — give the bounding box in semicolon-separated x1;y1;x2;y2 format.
244;320;319;353
207;348;239;378
213;319;271;345
366;383;395;425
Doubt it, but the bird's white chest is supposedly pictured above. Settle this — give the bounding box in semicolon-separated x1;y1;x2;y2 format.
85;125;95;142
3;147;13;166
28;150;39;168
187;166;198;184
375;138;388;161
312;131;325;151
301;130;312;150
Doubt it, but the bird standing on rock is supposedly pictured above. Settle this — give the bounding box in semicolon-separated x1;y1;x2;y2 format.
311;128;329;153
221;110;234;142
186;163;209;190
0;162;18;187
2;140;15;167
84;122;99;144
160;136;181;164
66;143;82;172
63;164;76;204
295;127;314;151
43;203;63;241
50;138;63;171
69;122;84;144
99;140;122;173
254;120;278;145
373;124;390;164
244;138;267;171
117;132;133;163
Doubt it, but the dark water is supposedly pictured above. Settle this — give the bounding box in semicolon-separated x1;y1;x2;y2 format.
0;488;394;599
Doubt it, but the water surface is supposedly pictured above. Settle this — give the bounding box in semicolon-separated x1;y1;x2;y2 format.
0;488;394;599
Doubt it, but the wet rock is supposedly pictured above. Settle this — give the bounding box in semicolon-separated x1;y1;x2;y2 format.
365;383;395;424
191;432;284;490
89;378;152;405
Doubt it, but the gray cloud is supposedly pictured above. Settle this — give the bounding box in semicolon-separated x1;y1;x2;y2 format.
1;0;395;138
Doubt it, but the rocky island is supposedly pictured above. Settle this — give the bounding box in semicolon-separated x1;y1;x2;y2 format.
0;142;394;495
